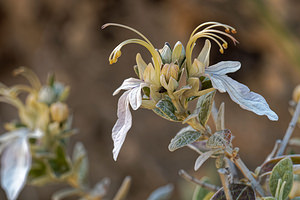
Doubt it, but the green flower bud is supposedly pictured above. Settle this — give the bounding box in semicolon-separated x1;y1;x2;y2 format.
159;42;172;64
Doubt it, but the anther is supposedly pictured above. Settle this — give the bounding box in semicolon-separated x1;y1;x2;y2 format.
231;29;237;34
222;43;228;49
219;48;224;54
225;28;230;33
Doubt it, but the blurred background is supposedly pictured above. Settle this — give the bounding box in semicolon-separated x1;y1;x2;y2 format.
0;0;300;199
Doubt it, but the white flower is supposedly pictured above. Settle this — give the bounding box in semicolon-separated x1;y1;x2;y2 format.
192;40;278;121
112;78;147;161
0;128;43;200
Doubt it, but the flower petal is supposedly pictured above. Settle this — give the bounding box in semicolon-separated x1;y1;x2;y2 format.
136;53;147;80
113;78;144;96
207;73;278;121
1;136;31;200
205;61;241;75
198;39;211;68
112;91;132;161
128;83;146;110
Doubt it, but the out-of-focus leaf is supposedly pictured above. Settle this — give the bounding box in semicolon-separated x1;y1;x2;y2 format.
168;126;203;152
147;184;174;200
28;159;49;185
269;157;293;199
291;197;300;200
52;188;79;200
1;136;31;200
72;142;89;187
263;197;276;200
90;177;111;198
194;150;217;171
113;176;131;200
48;145;71;178
210;184;255;200
153;99;179;122
192;177;213;200
289;138;300;147
206;130;232;149
259;155;300;176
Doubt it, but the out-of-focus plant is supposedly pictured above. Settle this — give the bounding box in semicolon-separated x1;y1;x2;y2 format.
104;22;300;199
0;67;132;200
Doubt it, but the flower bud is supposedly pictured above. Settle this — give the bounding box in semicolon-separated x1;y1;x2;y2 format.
50;102;69;122
293;85;300;102
159;43;172;64
172;41;185;66
161;63;179;83
38;86;56;105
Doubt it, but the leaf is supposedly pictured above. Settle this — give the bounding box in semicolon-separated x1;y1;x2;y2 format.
192;177;212;200
269;157;293;200
153;99;179;121
197;90;216;126
259;155;300;176
147;184;174;200
194;150;217;171
210;184;255;200
206;130;232;149
1;136;31;200
216;103;225;131
168;126;203;152
72;142;89;187
113;176;131;200
48;145;71;178
28;159;49;186
206;62;278;121
52;188;79;200
90;177;111;198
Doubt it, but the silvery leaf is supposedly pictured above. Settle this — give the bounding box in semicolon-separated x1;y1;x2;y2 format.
194;150;217;171
112;91;132;161
128;83;146;110
147;184;174;200
113;78;144;96
206;70;278;121
1;136;31;200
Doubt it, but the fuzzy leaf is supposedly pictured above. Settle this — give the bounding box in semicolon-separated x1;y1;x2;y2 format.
197;90;216;126
147;184;173;200
194;150;217;171
206;62;278;121
48;145;71;178
153;99;179;121
210;184;255;200
72;142;89;187
269;157;293;199
206;130;232;149
90;178;111;198
168;126;203;152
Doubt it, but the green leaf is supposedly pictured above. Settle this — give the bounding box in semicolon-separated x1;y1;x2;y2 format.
48;145;71;178
196;90;216;126
210;184;255;200
153;99;179;122
168;126;203;152
147;184;173;200
269;157;293;200
192;177;211;200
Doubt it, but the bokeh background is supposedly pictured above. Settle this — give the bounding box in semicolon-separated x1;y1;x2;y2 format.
0;0;300;199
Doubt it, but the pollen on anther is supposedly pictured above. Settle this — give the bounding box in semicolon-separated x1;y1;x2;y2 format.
222;43;228;49
219;49;224;54
225;28;230;33
231;29;237;34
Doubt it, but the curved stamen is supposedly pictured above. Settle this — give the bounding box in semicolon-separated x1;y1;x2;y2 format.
202;30;239;45
102;23;153;46
190;22;236;40
13;67;41;90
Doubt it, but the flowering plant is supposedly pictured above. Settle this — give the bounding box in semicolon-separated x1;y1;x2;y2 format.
104;22;300;199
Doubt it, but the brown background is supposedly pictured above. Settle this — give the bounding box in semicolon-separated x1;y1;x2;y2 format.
0;0;300;199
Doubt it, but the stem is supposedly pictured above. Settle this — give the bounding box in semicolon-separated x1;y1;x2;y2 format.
232;156;265;197
179;169;220;192
218;168;233;200
276;99;300;156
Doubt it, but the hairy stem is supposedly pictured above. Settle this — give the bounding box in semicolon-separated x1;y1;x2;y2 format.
231;156;265;197
218;168;233;200
276;100;300;156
